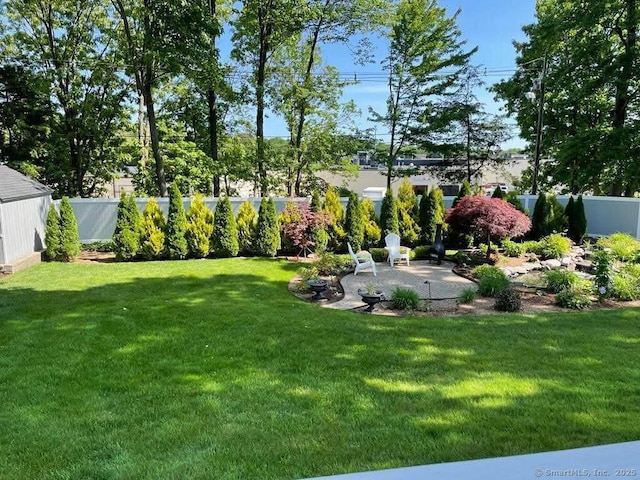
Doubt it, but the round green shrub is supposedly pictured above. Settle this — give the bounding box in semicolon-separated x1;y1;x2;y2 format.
494;287;522;311
472;264;510;297
313;253;352;276
368;248;388;263
555;281;592;309
543;269;579;293
390;287;420;310
538;234;572;259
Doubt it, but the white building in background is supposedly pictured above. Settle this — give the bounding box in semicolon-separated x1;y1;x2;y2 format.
108;153;531;199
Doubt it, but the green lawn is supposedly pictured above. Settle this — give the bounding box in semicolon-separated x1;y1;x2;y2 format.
1;258;639;480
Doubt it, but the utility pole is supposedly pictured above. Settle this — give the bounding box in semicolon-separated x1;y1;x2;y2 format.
530;54;547;195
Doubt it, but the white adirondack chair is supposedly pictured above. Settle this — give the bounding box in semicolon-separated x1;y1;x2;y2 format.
347;242;377;276
384;233;411;267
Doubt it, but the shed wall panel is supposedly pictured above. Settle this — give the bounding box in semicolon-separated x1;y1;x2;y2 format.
1;196;50;264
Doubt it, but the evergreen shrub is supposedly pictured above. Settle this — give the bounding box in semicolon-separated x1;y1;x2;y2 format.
58;196;81;261
186;194;214;258
45;204;61;261
236;201;257;255
140;198;166;260
165;184;189;260
212;195;239;257
255;198;280;257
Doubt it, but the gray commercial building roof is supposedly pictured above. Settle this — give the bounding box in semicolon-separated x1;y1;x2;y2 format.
0;165;52;203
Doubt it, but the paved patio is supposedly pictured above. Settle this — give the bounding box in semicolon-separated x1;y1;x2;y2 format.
326;260;476;310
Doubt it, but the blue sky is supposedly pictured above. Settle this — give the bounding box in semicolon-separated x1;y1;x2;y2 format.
262;0;537;150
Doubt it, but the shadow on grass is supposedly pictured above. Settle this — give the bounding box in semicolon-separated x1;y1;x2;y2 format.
0;258;639;479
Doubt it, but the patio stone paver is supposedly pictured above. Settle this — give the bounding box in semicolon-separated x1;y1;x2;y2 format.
325;260;476;310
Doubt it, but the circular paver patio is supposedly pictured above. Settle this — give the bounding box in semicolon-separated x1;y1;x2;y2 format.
326;260;476;310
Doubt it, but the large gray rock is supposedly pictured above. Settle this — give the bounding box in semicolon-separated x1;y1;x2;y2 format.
542;259;562;269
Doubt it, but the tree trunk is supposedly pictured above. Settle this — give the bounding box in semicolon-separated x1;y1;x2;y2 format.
208;89;220;196
138;93;148;167
256;10;270;197
142;80;167;197
608;0;636;196
292;5;327;197
208;0;220;197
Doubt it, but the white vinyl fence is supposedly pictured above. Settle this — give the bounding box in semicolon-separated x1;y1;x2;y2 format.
61;195;640;243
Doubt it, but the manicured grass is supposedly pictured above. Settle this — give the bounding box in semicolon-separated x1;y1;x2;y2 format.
1;258;639;479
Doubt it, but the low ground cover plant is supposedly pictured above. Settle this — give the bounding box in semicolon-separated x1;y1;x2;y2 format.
537;234;572;259
502;239;526;257
555;280;593;309
597;232;640;261
544;270;580;293
390;287;420;310
472;264;509;297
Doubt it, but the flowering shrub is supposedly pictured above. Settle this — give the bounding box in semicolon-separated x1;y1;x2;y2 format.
280;202;329;255
592;249;614;301
446;196;531;256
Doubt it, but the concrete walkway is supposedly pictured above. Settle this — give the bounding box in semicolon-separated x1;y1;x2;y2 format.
326;260;476;310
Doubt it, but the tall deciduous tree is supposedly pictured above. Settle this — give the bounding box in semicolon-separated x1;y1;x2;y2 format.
493;0;640;196
111;0;216;197
369;0;475;188
428;66;510;183
3;0;129;197
232;0;305;196
0;66;52;178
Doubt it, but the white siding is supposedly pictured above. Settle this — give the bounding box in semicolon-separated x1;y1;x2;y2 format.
0;196;51;264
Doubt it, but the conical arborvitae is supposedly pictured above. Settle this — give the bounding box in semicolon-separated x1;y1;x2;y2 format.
255;198;280;257
491;186;505;199
379;188;399;239
344;191;364;252
212;195;239;257
165;184;189;259
58;196;81;261
530;192;549;240
564;196;576;242
44;203;62;261
323;187;345;251
140;197;166;260
112;193;141;261
452;180;471;208
397;178;420;245
574;195;588;243
236;200;257;255
186;194;214;258
361;197;381;249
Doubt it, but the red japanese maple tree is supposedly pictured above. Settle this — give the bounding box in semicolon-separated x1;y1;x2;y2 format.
446;196;531;256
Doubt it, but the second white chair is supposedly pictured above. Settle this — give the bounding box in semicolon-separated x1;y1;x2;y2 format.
384;233;411;267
